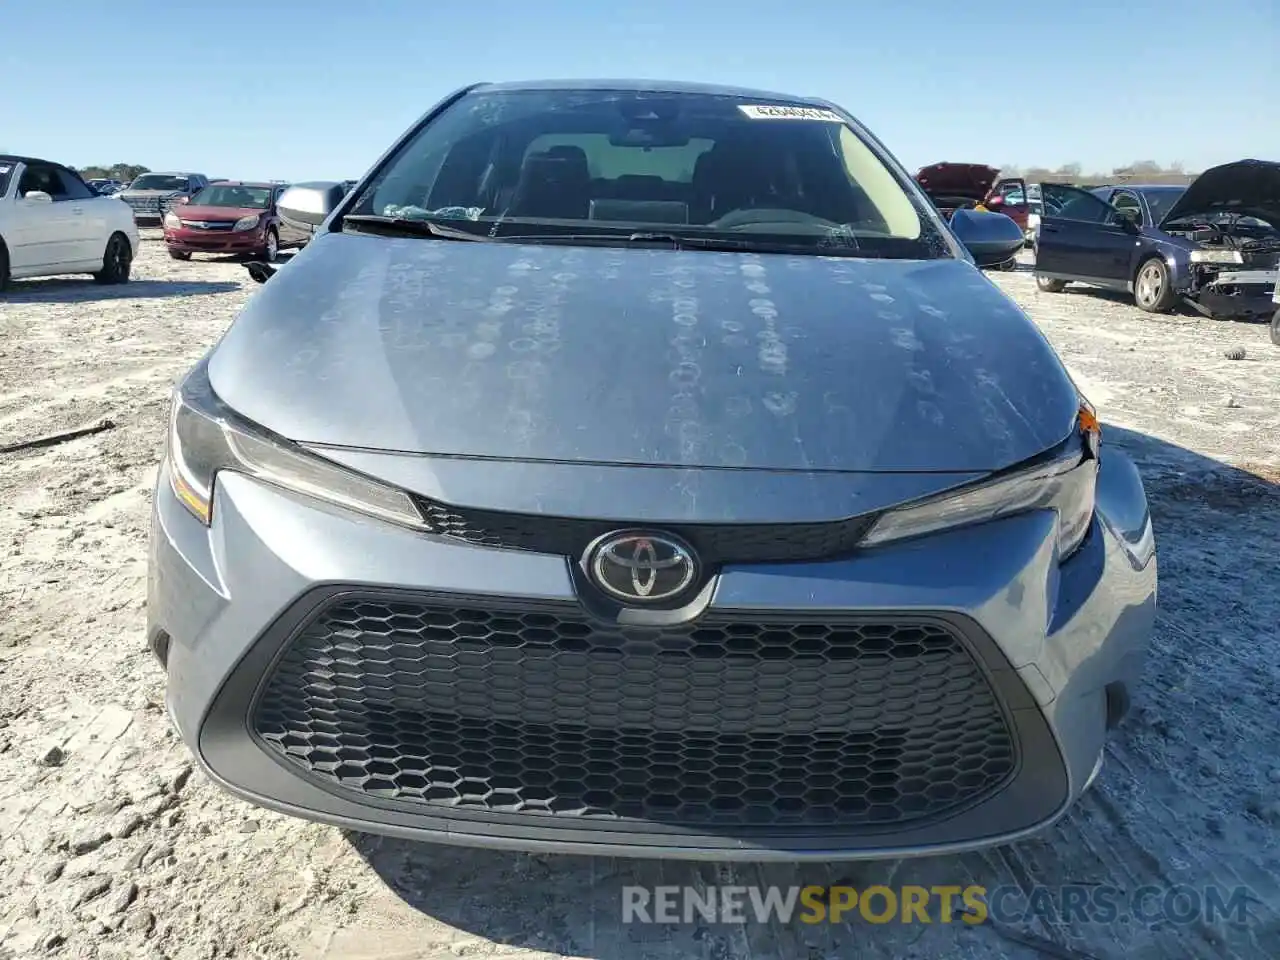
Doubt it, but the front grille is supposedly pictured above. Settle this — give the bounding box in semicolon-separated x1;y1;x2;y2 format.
415;498;878;564
125;196;163;216
253;598;1017;829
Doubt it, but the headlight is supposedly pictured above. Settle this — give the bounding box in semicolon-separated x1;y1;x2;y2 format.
165;359;425;529
1190;249;1244;265
233;214;262;232
162;212;180;229
861;403;1100;560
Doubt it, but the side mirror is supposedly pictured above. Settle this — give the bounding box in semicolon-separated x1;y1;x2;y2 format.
949;208;1026;269
23;190;53;203
278;181;345;234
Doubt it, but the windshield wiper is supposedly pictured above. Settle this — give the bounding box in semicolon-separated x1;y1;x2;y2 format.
341;214;492;241
499;230;800;253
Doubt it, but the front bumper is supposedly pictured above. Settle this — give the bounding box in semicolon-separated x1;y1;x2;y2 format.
147;454;1156;861
164;228;263;254
1185;266;1280;320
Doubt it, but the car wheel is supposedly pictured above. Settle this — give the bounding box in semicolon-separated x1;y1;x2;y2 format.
168;249;192;261
1133;257;1177;313
0;241;9;292
261;228;280;263
93;233;132;285
1271;309;1280;347
1036;276;1067;293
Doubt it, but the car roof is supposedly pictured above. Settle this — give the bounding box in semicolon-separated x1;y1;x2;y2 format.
471;78;829;107
1097;183;1187;192
0;154;62;167
208;180;277;189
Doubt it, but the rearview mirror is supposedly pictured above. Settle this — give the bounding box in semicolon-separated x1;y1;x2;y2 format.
23;190;52;203
278;181;346;232
949;208;1025;269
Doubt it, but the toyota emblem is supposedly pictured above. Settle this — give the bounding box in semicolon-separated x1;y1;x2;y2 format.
588;532;697;603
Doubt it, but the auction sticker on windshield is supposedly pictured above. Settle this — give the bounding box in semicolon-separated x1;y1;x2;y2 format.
738;105;844;122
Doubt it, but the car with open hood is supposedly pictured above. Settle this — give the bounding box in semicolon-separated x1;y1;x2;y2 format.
1034;160;1280;320
146;79;1155;862
915;162;1031;235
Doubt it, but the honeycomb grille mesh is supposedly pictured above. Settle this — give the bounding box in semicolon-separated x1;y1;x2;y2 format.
253;598;1016;828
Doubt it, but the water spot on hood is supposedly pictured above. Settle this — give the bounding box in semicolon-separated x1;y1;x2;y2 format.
670;362;701;387
725;396;752;417
467;342;497;360
719;442;748;466
506;358;546;380
908;368;937;395
749;299;778;319
891;328;923;351
920;304;947;318
917;400;945;426
870;292;895;303
763;391;798;416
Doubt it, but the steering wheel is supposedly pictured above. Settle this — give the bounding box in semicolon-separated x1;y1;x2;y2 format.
710;208;838;231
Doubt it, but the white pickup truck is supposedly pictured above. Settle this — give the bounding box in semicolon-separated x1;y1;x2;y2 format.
0;154;139;290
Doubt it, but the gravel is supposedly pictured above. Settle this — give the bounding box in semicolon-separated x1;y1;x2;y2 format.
1;239;1279;959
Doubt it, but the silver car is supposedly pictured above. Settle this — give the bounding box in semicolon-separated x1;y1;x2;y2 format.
146;79;1156;861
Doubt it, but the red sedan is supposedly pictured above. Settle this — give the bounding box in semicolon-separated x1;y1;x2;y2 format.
162;181;307;262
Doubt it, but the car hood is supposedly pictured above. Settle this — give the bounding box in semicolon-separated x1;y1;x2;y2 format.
207;231;1081;473
176;204;264;221
1160;159;1280;227
915;163;1001;201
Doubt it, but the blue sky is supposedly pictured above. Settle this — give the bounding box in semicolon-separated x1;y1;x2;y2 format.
4;0;1276;182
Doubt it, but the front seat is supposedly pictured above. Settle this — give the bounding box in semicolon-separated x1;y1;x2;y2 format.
506;147;592;220
691;144;773;222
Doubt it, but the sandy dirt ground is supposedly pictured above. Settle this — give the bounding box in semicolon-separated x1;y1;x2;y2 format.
1;237;1279;960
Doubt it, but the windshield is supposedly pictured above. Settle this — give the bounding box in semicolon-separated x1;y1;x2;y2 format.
130;174;189;192
190;185;272;208
1140;187;1187;224
347;88;951;259
0;163;12;197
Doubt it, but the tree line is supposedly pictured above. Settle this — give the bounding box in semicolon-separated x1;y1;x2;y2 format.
73;163;151;183
998;160;1197;186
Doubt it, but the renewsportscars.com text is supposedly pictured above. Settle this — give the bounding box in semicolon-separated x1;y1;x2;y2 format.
622;884;1255;927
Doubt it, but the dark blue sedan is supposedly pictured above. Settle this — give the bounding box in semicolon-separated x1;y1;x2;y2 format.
1033;160;1280;320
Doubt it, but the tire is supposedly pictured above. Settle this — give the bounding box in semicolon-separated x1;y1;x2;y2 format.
1271;309;1280;348
0;242;9;292
168;249;192;261
93;233;133;284
260;228;279;263
1036;275;1067;293
1133;256;1178;313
